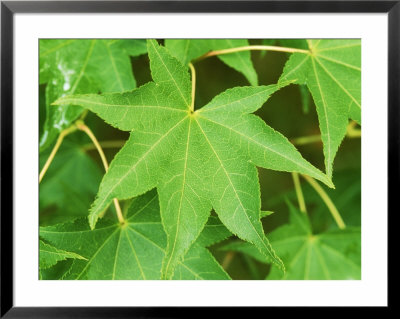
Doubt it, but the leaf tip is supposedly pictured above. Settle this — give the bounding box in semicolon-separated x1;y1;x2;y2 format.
317;173;335;189
51;96;70;106
51;99;60;106
88;214;97;230
261;210;274;218
326;178;335;189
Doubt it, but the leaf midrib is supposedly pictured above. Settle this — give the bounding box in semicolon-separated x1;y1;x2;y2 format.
199;115;324;181
199;88;271;113
112;231;123;279
163;118;192;277
311;57;332;177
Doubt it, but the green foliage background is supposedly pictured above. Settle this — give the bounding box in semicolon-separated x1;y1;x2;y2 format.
39;39;361;280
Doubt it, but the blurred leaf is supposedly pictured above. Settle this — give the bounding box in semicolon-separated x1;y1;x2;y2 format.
39;140;103;225
165;39;258;85
40;40;96;151
39;39;147;151
267;203;361;280
221;201;361;280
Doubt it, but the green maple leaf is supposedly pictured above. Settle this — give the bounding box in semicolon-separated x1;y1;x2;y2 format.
165;39;258;85
39;39;147;151
40;190;231;280
279;39;361;178
54;39;332;279
39;240;87;270
221;201;361;280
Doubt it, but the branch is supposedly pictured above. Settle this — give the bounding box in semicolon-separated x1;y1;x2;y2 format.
291;121;361;146
82;140;126;151
188;62;196;112
196;45;309;62
292;172;307;213
39;125;77;183
76;121;125;226
302;175;346;229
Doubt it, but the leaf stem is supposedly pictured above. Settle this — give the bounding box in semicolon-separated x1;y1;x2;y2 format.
82;140;126;151
79;109;89;121
302;175;346;229
39;110;93;183
39;125;77;183
188;62;196;112
222;251;236;270
347;120;358;130
291;134;322;146
346;129;361;138
196;45;309;61
292;172;307;213
75;121;125;226
291;122;361;146
346;121;361;138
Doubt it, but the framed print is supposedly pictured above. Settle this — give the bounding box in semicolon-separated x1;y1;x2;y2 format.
1;0;396;316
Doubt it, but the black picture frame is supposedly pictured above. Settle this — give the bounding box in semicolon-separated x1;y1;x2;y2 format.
1;0;395;317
